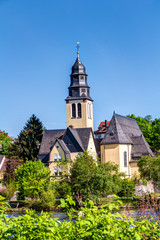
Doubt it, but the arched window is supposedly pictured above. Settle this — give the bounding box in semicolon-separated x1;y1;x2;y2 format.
124;151;127;167
88;103;90;119
72;103;76;118
88;103;91;119
78;103;82;118
89;104;92;119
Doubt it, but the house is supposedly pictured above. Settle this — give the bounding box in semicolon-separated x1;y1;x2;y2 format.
100;113;154;177
39;126;96;176
94;120;111;158
94;120;111;139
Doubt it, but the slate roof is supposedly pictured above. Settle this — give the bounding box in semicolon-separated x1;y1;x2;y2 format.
71;56;86;75
130;135;153;158
39;129;65;162
39;127;94;163
62;128;84;153
75;128;92;151
101;114;153;158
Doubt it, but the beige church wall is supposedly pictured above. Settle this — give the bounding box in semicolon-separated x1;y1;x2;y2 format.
119;144;131;177
100;144;120;169
130;162;140;177
87;132;97;159
66;100;93;129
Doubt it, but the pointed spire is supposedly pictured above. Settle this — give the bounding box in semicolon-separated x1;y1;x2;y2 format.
76;42;80;57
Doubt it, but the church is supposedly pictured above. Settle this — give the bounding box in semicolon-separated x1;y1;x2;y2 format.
39;44;153;177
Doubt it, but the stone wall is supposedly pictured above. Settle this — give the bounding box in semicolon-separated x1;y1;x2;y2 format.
134;180;154;196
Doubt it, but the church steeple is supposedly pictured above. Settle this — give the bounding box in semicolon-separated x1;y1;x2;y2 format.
66;43;92;102
65;43;94;129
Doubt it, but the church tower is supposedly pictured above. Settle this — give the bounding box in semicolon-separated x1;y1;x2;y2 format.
65;43;93;129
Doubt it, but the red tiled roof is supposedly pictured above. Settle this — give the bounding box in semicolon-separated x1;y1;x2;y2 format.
94;120;111;134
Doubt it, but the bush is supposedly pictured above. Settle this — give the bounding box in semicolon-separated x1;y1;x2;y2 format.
29;183;56;211
55;181;72;199
117;178;135;198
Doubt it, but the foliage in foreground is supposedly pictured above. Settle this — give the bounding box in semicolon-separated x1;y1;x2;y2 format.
0;203;160;239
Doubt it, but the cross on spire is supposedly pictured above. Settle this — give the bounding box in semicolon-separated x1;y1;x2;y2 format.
76;42;80;55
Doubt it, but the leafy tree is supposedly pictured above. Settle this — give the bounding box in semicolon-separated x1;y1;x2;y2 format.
14;160;50;199
70;152;122;205
138;155;160;189
8;114;44;162
0;132;12;155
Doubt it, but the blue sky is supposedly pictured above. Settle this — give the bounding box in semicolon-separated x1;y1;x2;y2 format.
0;0;160;138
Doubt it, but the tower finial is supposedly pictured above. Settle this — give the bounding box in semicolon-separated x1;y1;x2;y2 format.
76;42;80;56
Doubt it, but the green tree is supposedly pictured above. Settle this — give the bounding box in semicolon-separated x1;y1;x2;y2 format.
8;114;44;161
70;152;122;205
138;155;160;189
15;160;50;199
0;132;12;155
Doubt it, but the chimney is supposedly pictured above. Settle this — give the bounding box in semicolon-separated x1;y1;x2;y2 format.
69;125;74;129
105;120;107;128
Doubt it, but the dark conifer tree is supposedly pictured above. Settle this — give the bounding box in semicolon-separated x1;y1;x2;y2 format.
7;114;44;162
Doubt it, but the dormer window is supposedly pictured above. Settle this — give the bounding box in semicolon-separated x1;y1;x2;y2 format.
80;88;86;96
79;76;85;85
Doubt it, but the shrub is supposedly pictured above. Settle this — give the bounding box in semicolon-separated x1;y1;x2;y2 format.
117;178;135;198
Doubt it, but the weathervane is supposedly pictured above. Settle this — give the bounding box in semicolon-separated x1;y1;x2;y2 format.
76;42;80;55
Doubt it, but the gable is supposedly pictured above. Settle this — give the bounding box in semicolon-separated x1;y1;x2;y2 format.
63;128;84;153
39;129;65;162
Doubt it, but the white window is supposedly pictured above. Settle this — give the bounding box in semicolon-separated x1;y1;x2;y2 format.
59;168;62;176
54;168;58;176
54;154;58;162
58;155;62;161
